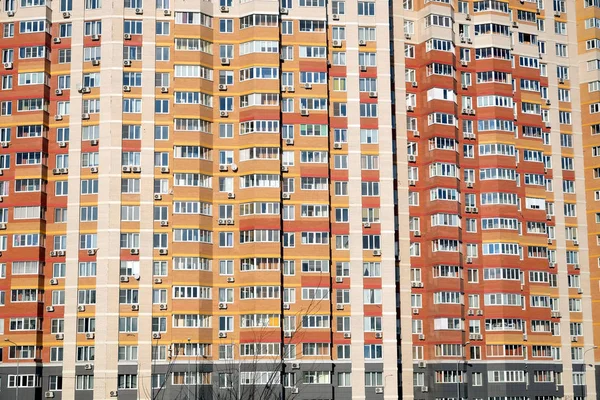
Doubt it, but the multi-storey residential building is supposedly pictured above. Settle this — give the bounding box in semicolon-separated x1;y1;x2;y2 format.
0;0;600;399
0;0;399;399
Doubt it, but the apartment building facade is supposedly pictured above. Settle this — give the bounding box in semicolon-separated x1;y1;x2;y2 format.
0;0;599;399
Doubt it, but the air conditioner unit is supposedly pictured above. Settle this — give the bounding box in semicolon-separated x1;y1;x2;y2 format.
164;9;172;16
84;363;93;370
368;91;378;99
332;14;339;20
220;6;229;12
81;113;90;120
54;115;63;121
418;334;425;340
159;304;167;310
218;302;227;309
135;8;143;14
218;219;226;225
281;165;289;173
411;82;418;89
375;387;384;394
282;193;291;199
549;262;556;268
512;22;518;28
160;86;168;93
467;257;473;264
286;138;294;145
373;250;382;256
411;281;423;288
335;276;343;283
86;333;95;339
7;11;14;17
468;309;474;316
404;33;411;40
46;306;55;312
131;304;139;311
578;288;583;294
92;60;100;66
55;88;64;96
3;62;13;70
559;78;565;84
408;179;416;186
284;86;294;92
220;111;229;117
159;249;168;255
227;277;235;283
546;214;552;220
407;155;416;163
571;336;578;342
375;332;383;339
55;333;64;340
91;34;100;41
110;391;118;398
332;40;342;48
418;361;427;368
283;304;290;310
546;99;551;105
50;251;57;257
130;248;139;255
87;249;97;256
90;139;98;146
78;305;86;312
551;311;561;318
154;194;162;200
218;84;228;91
219;164;228;172
50;278;58;285
45;392;55;398
363;222;371;229
160;220;168;227
58;251;66;256
360;65;368;72
280;8;289;14
63;11;71;18
123;85;131;92
336;304;344;310
554;11;561;16
160;166;169;173
227;192;235;199
53;37;62;45
300;109;310;117
218;331;227;338
476;309;484;316
120;276;129;283
292;363;300;369
123;60;132;67
132;166;141;172
413;130;420;137
467;182;474;188
343;332;351;339
221;58;230;66
154;278;162;284
59;141;67;148
53;168;61;175
573;239;579;246
548;238;553;244
574;264;580;270
124;33;132;40
152;332;161;339
421;386;429;393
